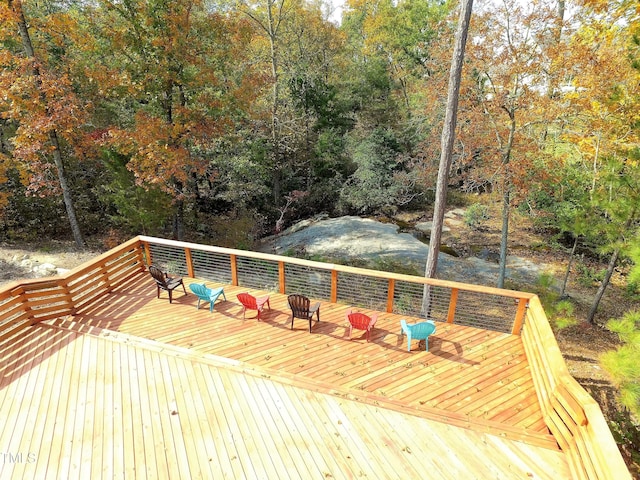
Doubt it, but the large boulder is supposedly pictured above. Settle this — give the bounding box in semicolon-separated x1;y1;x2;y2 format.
261;215;548;287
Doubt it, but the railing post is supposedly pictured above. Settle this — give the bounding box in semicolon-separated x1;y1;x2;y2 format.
278;261;286;294
230;254;238;286
447;288;458;323
386;279;395;313
185;248;194;278
143;241;152;266
331;270;338;303
512;298;528;335
101;263;112;293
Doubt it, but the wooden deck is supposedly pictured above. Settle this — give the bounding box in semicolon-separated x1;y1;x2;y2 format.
0;271;573;479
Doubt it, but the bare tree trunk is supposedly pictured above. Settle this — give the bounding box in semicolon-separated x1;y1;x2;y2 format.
586;247;619;325
11;0;85;248
423;0;474;313
497;189;510;288
560;235;578;297
267;0;282;206
49;130;85;247
497;108;516;288
586;212;635;324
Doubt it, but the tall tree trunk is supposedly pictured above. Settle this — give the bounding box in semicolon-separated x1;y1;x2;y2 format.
586;212;636;324
497;107;516;288
11;0;85;248
423;0;474;313
498;189;510;288
50;130;85;247
586;247;619;325
267;0;282;206
560;235;579;297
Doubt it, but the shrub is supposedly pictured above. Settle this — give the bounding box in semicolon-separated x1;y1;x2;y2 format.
464;203;490;230
601;311;640;419
534;273;576;329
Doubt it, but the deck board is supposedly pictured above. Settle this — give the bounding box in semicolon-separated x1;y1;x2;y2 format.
0;272;575;479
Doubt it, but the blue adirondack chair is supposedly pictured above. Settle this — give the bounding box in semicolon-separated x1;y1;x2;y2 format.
400;319;436;352
189;283;226;313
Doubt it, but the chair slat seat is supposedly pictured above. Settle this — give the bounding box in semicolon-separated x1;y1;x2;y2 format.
237;292;271;320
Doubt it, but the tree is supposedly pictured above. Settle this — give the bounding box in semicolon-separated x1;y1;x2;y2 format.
460;0;563;288
339;128;411;213
423;0;474;286
1;0;86;246
87;0;257;239
558;3;640;323
344;0;451;118
601;309;640;418
239;0;291;207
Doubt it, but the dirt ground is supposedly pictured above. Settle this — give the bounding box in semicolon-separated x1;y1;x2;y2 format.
0;240;102;287
1;218;638;475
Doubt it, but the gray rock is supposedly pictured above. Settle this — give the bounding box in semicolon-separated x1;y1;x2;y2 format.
414;221;450;235
445;208;466;218
261;215;550;288
34;263;58;276
19;259;34;269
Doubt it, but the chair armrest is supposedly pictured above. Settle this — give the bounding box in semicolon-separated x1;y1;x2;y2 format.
209;287;224;299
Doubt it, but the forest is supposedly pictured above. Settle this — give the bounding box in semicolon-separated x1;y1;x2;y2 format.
1;0;640;466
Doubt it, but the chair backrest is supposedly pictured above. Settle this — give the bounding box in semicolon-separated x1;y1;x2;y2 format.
149;265;167;287
237;293;257;309
288;294;310;316
189;283;210;299
404;320;436;339
347;312;373;330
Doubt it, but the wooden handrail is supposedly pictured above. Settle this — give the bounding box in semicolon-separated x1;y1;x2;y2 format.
137;235;536;300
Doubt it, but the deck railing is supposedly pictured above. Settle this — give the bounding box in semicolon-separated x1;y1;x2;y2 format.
0;237;144;347
140;236;532;335
522;296;630;479
0;235;630;479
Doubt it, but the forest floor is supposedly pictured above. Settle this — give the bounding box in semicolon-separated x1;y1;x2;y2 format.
0;207;638;475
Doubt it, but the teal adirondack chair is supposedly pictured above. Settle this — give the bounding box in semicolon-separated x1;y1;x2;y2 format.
400;319;436;352
189;283;226;313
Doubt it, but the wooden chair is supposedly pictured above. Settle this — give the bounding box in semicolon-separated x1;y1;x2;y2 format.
148;265;186;303
237;292;271;320
400;319;436;352
287;294;320;333
189;283;226;313
346;309;378;342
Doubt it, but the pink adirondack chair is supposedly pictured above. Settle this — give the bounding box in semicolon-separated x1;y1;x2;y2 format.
237;293;271;320
346;309;378;342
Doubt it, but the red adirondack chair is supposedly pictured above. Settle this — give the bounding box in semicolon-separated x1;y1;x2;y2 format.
346;309;378;342
237;292;271;320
